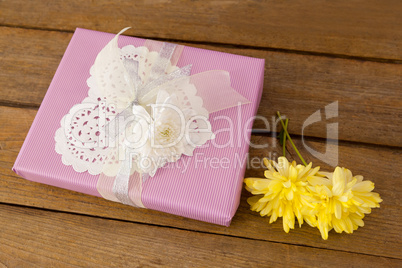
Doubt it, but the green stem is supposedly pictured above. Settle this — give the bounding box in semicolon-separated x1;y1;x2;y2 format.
282;119;288;157
277;111;307;166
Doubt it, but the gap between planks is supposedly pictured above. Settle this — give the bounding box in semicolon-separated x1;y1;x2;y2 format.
0;200;396;262
1;202;401;266
1;0;401;60
1;24;401;65
1;103;400;150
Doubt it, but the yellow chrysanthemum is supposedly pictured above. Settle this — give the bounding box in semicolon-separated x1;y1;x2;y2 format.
306;167;382;240
244;156;321;233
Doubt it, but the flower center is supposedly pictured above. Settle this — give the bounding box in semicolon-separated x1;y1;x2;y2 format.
155;123;179;146
160;127;173;138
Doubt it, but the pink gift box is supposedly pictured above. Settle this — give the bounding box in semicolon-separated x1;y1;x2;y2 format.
13;28;265;226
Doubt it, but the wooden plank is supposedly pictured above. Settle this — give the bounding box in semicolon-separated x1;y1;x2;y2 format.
1;106;401;259
0;0;401;60
1;205;400;267
1;27;401;146
0;28;70;108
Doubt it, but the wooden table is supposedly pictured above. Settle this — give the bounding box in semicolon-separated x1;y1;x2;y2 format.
1;1;401;266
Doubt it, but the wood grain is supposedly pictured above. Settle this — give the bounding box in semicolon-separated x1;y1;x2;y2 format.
1;1;401;266
1;204;400;267
1;27;401;146
1;106;401;259
0;0;401;60
0;28;70;108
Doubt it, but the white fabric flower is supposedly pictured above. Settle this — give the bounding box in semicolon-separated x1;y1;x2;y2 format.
126;89;214;176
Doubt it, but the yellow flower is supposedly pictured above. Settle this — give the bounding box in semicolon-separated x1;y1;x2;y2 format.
307;167;382;240
244;157;321;233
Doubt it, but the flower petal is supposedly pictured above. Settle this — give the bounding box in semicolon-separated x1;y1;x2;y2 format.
285;189;294;200
289;165;297;182
332;167;346;196
352;181;375;193
334;200;342;219
277;157;290;177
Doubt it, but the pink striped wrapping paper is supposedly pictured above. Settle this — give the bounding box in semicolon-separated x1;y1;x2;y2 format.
13;28;265;226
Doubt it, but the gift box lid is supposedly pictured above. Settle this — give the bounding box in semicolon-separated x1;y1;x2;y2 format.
13;28;265;226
